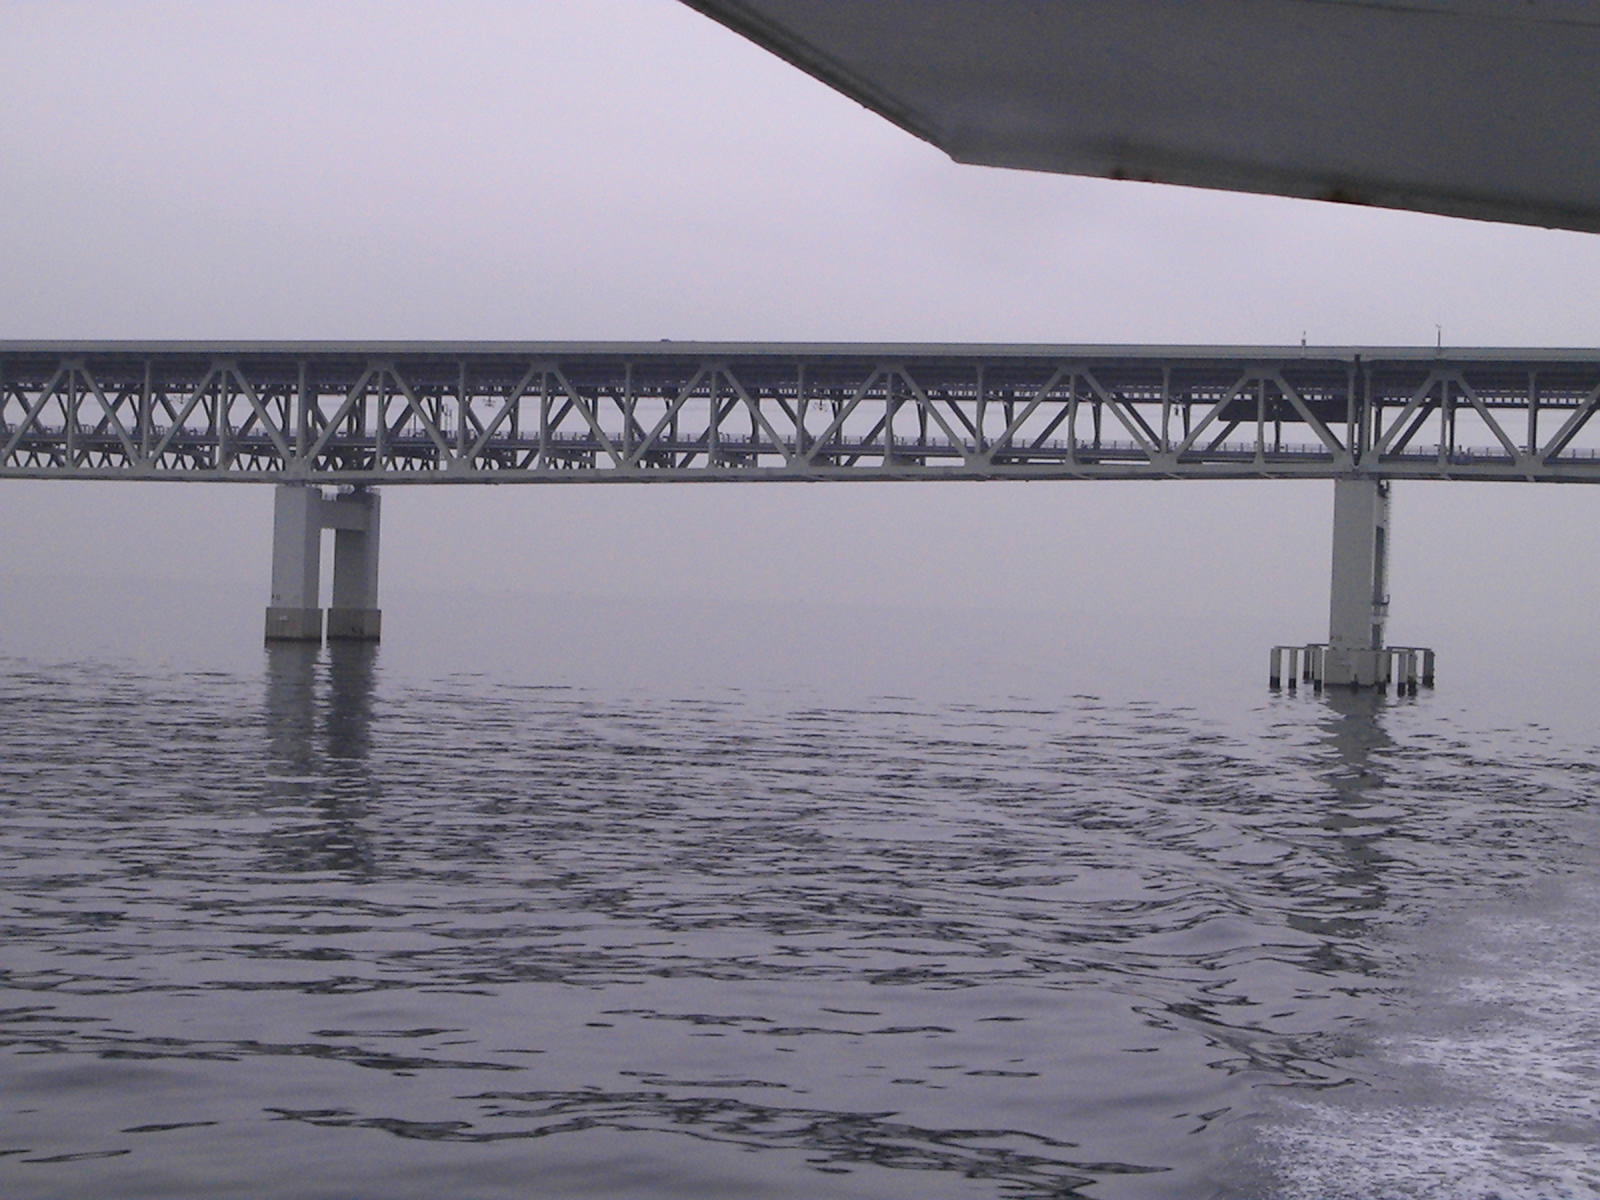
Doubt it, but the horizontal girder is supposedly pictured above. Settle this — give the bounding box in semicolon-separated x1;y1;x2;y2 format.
5;342;1600;484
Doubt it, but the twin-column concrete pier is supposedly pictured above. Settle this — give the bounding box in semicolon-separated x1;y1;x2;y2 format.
264;484;381;642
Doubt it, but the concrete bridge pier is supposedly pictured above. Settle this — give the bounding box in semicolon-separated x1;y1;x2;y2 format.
325;488;381;640
265;484;323;641
264;484;381;642
1323;478;1389;687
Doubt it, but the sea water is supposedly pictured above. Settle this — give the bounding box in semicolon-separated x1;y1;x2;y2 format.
2;591;1598;1199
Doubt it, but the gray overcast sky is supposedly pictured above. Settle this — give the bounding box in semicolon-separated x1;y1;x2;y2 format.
7;0;1600;346
5;0;1600;687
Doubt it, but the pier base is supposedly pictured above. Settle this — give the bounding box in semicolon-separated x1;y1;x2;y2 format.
1270;480;1434;691
265;484;381;643
265;606;324;641
327;608;382;639
1272;643;1433;694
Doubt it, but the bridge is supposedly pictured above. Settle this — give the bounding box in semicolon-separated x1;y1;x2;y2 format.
9;342;1600;484
10;7;1597;692
9;340;1600;686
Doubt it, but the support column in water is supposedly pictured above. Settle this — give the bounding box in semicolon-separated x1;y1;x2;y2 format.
264;484;382;642
265;483;324;641
1323;478;1390;687
325;488;382;641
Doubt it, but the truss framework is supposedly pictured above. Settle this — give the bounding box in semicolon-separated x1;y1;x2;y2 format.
6;343;1600;484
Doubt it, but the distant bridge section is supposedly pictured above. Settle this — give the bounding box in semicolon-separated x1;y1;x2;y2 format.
6;342;1600;485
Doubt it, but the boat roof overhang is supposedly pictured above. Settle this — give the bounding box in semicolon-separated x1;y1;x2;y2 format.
682;0;1600;233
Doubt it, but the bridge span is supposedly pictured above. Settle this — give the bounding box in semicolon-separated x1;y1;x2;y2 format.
6;342;1600;485
10;341;1600;686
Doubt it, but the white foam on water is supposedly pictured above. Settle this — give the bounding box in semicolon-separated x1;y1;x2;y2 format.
1247;872;1600;1200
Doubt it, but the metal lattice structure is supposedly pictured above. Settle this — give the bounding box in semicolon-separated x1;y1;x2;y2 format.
7;342;1600;485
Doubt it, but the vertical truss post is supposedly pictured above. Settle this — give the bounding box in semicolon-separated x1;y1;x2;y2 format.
326;488;381;641
623;362;636;459
796;363;811;459
973;364;986;458
140;359;153;462
1349;361;1364;465
216;372;231;470
66;367;79;466
1159;366;1172;451
266;483;324;641
295;360;309;461
1527;370;1539;456
708;371;720;466
1324;478;1390;686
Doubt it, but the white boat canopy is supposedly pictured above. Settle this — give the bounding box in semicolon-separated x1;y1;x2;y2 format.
683;0;1600;232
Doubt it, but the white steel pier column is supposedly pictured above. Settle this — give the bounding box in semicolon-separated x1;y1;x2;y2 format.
265;484;325;641
325;488;382;641
1323;478;1390;687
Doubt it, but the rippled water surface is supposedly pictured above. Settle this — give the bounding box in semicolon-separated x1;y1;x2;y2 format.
3;644;1599;1199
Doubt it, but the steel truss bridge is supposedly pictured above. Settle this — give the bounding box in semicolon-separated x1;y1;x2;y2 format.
6;342;1600;485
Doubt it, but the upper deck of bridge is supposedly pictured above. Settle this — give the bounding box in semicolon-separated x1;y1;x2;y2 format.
6;341;1600;365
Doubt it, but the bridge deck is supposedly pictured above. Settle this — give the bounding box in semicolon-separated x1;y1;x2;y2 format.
5;343;1600;484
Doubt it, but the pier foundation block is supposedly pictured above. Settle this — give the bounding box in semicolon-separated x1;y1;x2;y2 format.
1271;480;1434;691
265;606;324;641
326;608;383;640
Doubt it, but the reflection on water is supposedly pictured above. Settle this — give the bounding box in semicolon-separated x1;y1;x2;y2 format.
261;641;378;877
1307;690;1398;952
1;655;1597;1200
264;642;318;770
1316;687;1392;783
264;639;379;765
325;640;378;762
